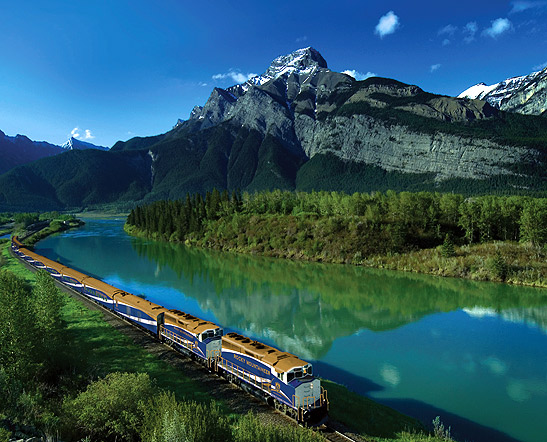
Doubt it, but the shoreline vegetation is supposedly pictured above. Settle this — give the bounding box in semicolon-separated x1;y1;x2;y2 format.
0;211;84;247
0;235;452;442
125;189;546;288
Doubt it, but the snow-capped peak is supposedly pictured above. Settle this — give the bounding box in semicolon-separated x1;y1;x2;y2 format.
458;68;547;108
234;47;328;92
62;136;108;151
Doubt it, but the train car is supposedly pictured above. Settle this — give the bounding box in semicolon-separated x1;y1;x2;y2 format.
18;248;49;270
20;248;67;279
80;277;118;310
159;310;223;362
112;291;167;334
11;236;24;255
219;332;328;424
58;266;90;294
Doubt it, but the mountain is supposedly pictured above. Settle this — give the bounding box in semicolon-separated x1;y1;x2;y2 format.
61;136;109;151
1;48;546;210
459;67;547;115
0;130;64;175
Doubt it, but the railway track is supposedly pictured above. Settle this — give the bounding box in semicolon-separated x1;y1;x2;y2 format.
320;424;367;442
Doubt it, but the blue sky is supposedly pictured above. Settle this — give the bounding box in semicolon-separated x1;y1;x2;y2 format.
0;0;546;147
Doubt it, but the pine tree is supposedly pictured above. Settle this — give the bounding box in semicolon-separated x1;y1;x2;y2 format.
440;233;456;258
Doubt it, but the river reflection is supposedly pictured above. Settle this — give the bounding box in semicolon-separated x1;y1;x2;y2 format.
35;219;547;442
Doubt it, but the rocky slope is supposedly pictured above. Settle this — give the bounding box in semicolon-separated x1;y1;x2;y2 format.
459;67;547;115
156;48;544;183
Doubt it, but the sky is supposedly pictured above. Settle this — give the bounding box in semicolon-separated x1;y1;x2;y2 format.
1;0;546;147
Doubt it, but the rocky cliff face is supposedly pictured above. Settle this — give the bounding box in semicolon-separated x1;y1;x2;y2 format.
295;114;533;180
459;67;547;115
172;48;543;183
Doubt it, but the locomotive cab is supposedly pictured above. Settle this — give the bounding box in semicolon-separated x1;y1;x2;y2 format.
198;327;223;359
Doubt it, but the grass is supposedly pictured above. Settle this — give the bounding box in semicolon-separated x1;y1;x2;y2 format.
323;380;424;439
61;298;214;403
365;241;546;288
1;240;217;405
0;239;36;282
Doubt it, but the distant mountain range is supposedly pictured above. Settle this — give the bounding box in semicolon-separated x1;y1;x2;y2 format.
0;130;63;175
459;67;547;115
0;133;108;176
61;136;108;151
0;47;546;211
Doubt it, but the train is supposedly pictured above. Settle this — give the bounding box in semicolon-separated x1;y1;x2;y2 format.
10;236;329;425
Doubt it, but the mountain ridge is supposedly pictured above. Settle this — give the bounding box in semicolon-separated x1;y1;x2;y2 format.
61;136;109;151
0;130;64;175
1;48;546;211
459;67;547;115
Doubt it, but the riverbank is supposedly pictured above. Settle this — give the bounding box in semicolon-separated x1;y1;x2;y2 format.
2;240;454;442
125;220;546;288
22;218;84;246
0;212;85;247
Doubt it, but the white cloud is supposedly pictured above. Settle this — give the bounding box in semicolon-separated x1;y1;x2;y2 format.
510;1;547;14
71;127;80;138
463;21;478;43
533;61;547;70
442;38;451;46
482;356;508;375
438;24;457;36
198;82;208;87
295;35;308;43
483;18;513;38
380;363;401;387
84;129;94;140
342;69;376;80
430;63;441;73
212;70;257;84
375;11;400;38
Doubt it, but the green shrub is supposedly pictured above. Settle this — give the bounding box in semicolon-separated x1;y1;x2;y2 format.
0;427;10;442
233;412;324;442
64;372;155;442
141;391;231;442
440;234;456;258
489;251;509;281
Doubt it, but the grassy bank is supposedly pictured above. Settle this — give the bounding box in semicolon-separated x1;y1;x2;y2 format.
1;240;451;441
365;241;546;286
22;218;84;246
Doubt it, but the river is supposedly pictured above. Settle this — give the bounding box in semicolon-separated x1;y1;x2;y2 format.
35;218;547;442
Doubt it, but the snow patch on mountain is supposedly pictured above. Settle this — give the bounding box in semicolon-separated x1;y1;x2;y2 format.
62;136;108;151
458;68;547;109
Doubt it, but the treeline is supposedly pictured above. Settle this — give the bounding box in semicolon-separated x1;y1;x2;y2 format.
127;190;546;250
0;211;77;228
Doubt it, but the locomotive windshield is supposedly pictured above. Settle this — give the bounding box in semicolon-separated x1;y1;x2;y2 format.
200;328;223;341
285;364;313;383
